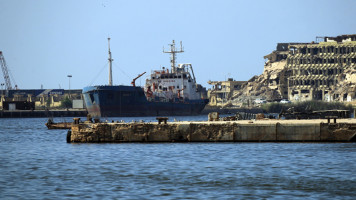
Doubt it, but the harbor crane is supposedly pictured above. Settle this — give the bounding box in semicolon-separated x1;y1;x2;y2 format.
0;51;17;90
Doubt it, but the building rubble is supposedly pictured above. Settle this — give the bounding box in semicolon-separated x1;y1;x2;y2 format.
208;34;356;107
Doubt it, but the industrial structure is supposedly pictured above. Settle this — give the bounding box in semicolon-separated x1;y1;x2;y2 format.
0;51;17;91
0;50;85;111
0;89;84;110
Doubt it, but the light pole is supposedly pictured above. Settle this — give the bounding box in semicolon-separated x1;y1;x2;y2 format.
1;83;4;96
67;75;72;97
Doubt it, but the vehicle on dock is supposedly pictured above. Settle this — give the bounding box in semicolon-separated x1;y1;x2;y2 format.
280;99;291;104
254;98;267;104
83;39;208;117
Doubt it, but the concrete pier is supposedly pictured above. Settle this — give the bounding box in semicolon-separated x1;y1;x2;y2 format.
68;119;356;143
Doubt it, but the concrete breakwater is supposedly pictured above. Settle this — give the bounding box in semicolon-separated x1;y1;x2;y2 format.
68;119;356;143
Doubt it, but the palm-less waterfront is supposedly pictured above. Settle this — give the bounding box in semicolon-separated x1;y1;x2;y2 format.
1;116;356;199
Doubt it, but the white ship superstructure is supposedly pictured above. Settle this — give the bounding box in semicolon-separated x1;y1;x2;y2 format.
144;40;202;102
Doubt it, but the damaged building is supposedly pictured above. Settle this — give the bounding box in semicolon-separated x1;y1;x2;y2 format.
287;34;356;102
207;34;356;107
207;79;247;107
262;43;310;99
222;43;294;105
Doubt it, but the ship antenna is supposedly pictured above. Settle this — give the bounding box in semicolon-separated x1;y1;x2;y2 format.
108;37;113;86
163;40;184;73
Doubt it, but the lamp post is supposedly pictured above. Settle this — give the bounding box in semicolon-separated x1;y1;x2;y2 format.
67;75;72;98
1;83;4;96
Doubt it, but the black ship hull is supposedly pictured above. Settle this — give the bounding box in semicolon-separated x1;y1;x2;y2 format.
83;86;208;117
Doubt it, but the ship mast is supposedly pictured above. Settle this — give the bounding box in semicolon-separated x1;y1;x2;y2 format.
163;40;184;73
108;37;113;86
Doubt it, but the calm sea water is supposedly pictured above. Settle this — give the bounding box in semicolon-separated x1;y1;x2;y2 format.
1;116;356;199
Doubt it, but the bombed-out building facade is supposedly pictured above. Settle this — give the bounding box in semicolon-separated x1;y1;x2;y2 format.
207;34;356;106
287;35;356;102
207;79;247;106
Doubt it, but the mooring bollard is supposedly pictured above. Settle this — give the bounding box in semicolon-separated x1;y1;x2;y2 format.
208;112;219;121
86;114;93;123
73;118;80;124
326;116;338;123
156;117;168;124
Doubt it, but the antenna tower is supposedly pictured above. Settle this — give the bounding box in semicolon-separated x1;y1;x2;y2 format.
163;40;184;73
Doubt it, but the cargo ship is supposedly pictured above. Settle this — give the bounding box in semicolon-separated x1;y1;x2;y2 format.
83;39;208;117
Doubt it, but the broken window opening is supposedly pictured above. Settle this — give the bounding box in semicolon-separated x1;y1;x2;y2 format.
292;90;299;95
313;48;318;55
328;69;333;75
301;48;306;54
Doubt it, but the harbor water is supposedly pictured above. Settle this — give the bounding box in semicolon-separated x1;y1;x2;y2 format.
1;116;356;199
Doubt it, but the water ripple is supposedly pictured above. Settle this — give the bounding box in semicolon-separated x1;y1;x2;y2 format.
1;118;356;199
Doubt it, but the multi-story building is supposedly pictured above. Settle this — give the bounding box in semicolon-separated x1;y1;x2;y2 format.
287;34;356;101
207;34;356;107
207;79;247;106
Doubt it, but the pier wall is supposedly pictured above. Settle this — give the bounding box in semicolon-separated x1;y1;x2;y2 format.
68;120;356;143
0;109;87;118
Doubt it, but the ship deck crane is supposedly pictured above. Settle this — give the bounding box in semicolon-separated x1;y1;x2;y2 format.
131;72;146;87
0;51;17;91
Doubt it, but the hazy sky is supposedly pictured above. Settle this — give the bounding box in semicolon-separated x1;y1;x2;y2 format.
0;0;356;90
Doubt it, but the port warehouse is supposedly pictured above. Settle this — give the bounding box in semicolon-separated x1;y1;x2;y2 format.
0;89;84;110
